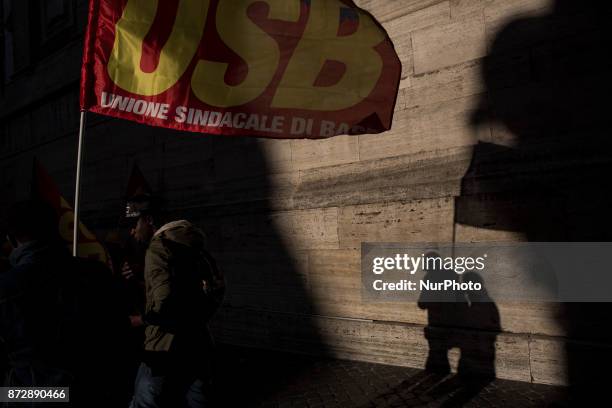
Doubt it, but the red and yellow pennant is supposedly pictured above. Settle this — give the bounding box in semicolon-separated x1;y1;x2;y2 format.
32;159;111;265
80;0;401;138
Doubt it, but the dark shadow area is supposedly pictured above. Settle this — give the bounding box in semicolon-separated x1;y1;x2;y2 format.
100;130;330;404
211;345;321;406
0;200;131;407
416;251;500;406
177;133;328;348
216;344;569;408
417;251;468;374
164;134;330;404
437;272;500;407
0;128;328;405
457;0;612;404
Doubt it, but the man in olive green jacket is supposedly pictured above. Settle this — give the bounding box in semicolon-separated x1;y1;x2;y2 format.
126;199;224;408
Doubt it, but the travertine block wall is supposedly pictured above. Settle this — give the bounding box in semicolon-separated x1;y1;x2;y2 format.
2;0;610;386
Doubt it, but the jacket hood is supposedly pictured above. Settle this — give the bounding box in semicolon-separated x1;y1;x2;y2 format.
154;220;206;251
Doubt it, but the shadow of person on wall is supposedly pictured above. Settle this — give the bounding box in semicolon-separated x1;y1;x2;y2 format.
457;272;499;380
418;251;467;375
457;0;612;403
431;272;500;408
366;265;499;406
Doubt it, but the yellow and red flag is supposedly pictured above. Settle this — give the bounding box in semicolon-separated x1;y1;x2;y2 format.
80;0;400;138
32;159;111;265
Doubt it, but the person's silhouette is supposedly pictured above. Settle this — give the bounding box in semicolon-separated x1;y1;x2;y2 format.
420;272;499;407
418;251;467;374
457;272;499;379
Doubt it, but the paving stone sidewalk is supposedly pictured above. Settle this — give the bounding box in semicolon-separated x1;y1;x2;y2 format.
213;346;573;408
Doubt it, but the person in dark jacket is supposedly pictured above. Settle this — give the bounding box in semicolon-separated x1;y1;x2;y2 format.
125;197;224;408
0;200;76;389
1;200;131;407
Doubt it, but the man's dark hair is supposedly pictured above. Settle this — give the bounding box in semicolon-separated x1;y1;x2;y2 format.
4;199;59;242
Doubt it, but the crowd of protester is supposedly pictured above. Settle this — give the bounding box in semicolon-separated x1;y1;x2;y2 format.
0;198;224;407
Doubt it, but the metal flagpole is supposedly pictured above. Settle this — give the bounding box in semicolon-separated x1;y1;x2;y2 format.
73;110;87;257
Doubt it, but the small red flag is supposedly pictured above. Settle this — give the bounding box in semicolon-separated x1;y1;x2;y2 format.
125;164;153;200
32;159;111;265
